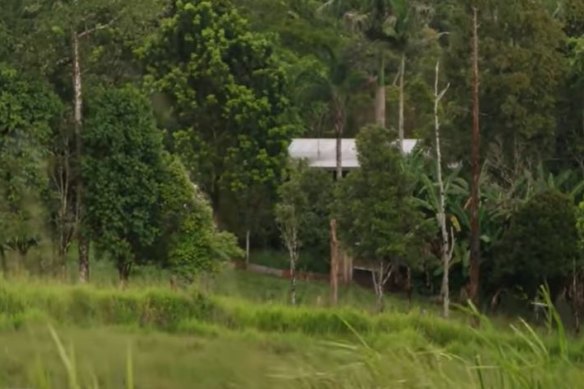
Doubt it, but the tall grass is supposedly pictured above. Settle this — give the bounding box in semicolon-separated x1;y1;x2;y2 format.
1;280;583;388
275;287;584;388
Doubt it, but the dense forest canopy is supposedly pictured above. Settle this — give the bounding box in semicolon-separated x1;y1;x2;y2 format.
0;0;583;315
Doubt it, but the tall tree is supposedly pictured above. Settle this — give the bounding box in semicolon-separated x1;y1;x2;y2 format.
155;154;242;282
336;125;431;310
0;64;61;274
443;0;567;166
19;0;163;282
141;0;296;231
83;86;164;283
276;160;334;305
469;6;481;304
433;60;453;317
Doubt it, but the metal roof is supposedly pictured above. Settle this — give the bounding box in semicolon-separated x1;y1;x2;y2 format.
288;138;418;169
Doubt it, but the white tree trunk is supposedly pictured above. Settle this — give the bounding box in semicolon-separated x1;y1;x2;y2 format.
398;54;406;154
371;261;393;313
434;60;452;318
73;31;90;284
290;252;297;305
283;224;299;305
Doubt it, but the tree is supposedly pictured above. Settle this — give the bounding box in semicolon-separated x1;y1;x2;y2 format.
336;125;431;310
443;0;567;166
433;60;454;317
275;160;334;305
141;0;296;226
469;6;481;305
155;154;242;281
321;0;430;140
17;0;164;282
275;167;305;306
83;86;164;283
495;190;579;298
0;64;62;274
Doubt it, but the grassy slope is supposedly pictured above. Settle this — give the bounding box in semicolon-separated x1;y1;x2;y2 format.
0;270;584;388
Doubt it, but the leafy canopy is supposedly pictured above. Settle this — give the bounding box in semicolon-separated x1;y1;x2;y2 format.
336;125;432;266
83;86;164;276
141;0;297;208
495;190;579;295
0;64;61;252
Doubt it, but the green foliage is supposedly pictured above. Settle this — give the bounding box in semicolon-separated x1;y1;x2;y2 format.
141;0;297;209
495;190;579;295
83;86;164;279
15;0;164;80
157;154;243;279
577;201;584;254
443;0;567;164
0;64;61;262
275;161;333;263
336;126;433;267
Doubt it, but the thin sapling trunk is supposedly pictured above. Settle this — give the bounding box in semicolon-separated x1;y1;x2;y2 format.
434;60;453;318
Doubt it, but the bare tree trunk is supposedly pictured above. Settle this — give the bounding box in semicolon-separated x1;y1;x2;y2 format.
118;261;131;289
332;102;344;301
371;261;392;313
290;252;297;305
434;60;452;318
342;252;353;284
330;219;339;305
245;229;251;268
469;8;481;304
371;263;383;312
398;53;406;153
334;103;344;181
72;31;90;284
375;56;386;128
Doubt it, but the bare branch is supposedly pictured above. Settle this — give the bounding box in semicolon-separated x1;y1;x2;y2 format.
438;83;450;102
78;15;122;38
382;263;394;286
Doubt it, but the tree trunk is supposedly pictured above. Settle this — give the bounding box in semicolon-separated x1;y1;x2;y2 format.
58;243;68;280
118;261;132;288
0;251;7;278
330;219;339;305
406;266;412;306
434;60;451;318
375;56;386;128
73;31;90;284
332;102;343;302
342;252;353;284
78;237;89;283
398;53;406;153
372;262;385;312
290;253;296;305
334;103;344;181
245;229;251;268
469;8;481;305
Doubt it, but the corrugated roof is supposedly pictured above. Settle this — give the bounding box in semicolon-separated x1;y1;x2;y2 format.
288;138;418;169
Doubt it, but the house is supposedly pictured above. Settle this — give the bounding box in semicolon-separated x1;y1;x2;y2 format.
288;138;419;173
287;137;420;285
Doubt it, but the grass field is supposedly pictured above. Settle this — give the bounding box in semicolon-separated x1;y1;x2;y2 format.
1;268;584;388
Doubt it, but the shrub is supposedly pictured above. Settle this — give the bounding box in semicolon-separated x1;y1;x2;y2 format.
495;190;579;296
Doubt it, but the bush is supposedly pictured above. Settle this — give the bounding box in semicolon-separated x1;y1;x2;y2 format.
495;190;579;296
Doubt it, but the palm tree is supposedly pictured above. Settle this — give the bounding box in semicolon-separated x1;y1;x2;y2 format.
296;47;365;180
319;0;427;147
